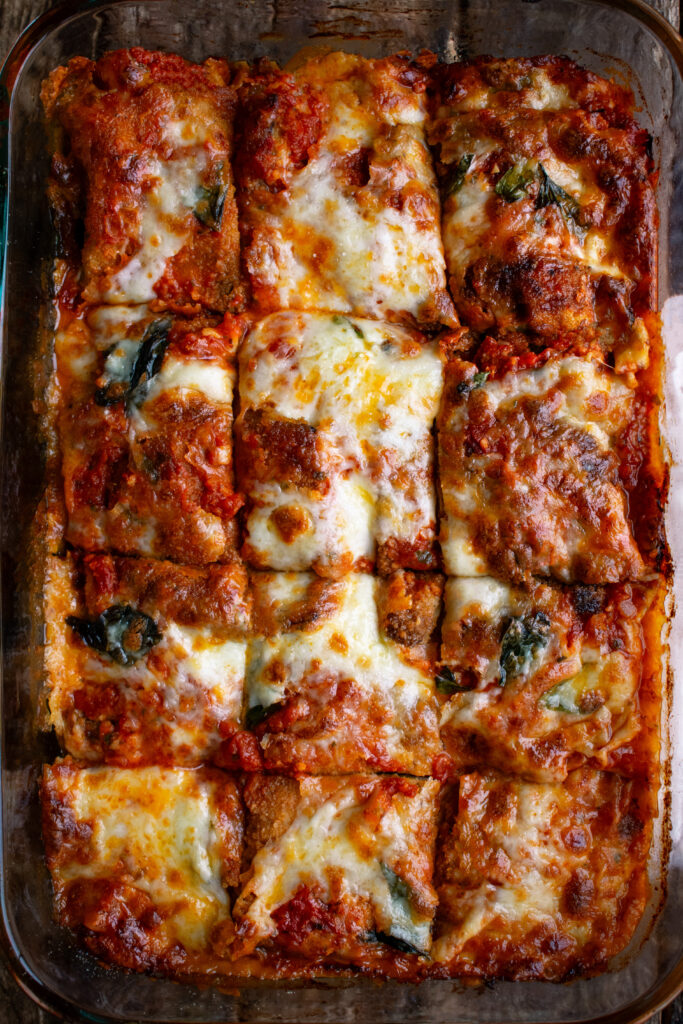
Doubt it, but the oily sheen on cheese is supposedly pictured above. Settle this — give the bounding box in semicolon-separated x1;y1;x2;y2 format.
41;49;242;312
232;774;439;966
41;764;243;970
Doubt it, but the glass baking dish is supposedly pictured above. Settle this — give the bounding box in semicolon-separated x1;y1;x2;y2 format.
1;0;682;1020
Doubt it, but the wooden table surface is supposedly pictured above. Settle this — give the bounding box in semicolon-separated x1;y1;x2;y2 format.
1;0;681;1020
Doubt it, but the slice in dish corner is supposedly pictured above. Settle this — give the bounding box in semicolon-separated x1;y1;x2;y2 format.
431;767;654;980
42;48;244;313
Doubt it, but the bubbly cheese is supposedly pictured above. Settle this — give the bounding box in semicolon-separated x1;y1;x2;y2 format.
240;312;442;571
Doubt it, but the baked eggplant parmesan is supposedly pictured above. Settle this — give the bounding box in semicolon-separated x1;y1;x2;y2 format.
53;306;244;563
432;768;653;980
44;553;250;766
234;52;455;328
236;312;443;576
239;570;441;775
38;48;667;988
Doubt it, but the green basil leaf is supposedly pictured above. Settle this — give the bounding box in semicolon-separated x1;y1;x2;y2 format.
494;162;535;202
540;664;603;714
245;701;285;730
540;679;581;714
456;370;489;398
379;863;430;954
499;611;551;685
435;666;471;696
94;319;172;411
442;153;474;197
67;605;162;667
194;164;228;230
94;337;141;407
126;318;173;411
364;929;425;957
535;162;582;227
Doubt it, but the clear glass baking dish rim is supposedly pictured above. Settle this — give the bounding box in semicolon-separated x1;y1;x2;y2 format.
0;0;682;1022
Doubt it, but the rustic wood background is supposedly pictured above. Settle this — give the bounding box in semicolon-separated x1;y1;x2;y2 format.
1;0;681;1020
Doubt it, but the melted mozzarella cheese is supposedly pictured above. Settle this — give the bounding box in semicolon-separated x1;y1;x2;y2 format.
103;145;207;304
245;74;448;320
63;617;244;762
444;577;512;622
56;767;230;950
237;777;438;950
241;313;442;570
440;357;634;577
433;778;573;960
247;573;433;762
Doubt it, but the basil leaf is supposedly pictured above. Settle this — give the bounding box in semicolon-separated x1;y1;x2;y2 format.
379;863;430;955
245;701;285;730
499;612;551;685
456;370;489;398
194;165;228;230
442;153;473;197
435;666;471;696
540;664;603;714
126;318;173;411
535;162;581;227
67;605;162;667
331;314;364;339
364;929;425;957
94;337;142;407
94;319;172;411
495;162;535;202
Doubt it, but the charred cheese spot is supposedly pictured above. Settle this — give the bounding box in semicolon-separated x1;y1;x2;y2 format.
428;90;655;356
